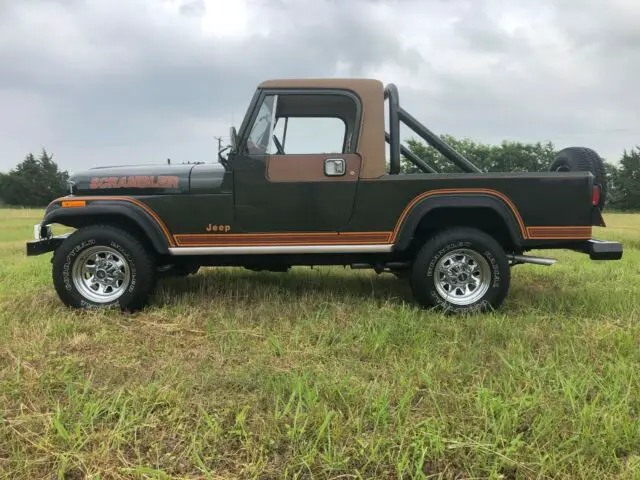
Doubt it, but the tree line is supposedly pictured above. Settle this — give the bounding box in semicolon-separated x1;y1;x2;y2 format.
1;142;639;209
0;150;69;207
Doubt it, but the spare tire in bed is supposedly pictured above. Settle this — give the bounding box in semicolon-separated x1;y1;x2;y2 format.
550;147;607;210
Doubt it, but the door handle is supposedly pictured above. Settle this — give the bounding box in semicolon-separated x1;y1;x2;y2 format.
324;158;346;177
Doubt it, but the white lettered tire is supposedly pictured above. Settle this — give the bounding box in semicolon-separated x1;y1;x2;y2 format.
52;225;156;311
410;228;510;313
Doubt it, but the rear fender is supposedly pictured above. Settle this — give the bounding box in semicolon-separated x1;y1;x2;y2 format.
393;194;525;250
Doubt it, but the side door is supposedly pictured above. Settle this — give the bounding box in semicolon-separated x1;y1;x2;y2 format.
232;89;362;232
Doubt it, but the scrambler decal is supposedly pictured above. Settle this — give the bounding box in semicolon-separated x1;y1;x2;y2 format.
89;175;179;190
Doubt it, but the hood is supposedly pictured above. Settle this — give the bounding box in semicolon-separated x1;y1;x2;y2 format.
69;163;220;195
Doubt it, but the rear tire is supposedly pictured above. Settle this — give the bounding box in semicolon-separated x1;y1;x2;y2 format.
52;225;156;311
410;228;510;313
550;147;607;210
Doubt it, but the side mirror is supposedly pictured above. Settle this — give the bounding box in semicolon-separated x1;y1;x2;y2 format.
229;126;238;153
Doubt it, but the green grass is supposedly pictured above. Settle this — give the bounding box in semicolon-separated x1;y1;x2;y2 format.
1;209;639;479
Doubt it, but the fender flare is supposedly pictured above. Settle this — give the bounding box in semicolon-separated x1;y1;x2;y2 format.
393;194;525;250
43;200;171;254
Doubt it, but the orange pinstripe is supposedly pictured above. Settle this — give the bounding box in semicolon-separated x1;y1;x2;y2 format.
49;191;593;248
526;226;592;239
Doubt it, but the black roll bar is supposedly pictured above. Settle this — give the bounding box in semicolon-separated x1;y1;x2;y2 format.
384;84;401;174
385;133;437;173
384;83;482;174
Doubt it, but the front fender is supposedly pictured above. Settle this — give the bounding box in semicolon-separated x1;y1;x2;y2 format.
43;198;171;254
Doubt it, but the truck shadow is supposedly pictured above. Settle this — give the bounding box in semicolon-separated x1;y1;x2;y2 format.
157;267;413;306
155;266;623;318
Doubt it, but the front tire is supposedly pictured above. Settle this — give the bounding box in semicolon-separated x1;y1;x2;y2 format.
52;225;156;311
410;228;510;313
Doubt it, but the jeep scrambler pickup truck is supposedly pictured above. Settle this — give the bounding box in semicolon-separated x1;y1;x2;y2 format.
27;79;623;312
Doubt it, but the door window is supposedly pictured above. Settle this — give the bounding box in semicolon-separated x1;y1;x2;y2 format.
272;117;346;154
269;93;358;155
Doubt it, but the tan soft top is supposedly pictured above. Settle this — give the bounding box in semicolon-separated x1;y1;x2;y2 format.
258;79;386;178
259;78;381;89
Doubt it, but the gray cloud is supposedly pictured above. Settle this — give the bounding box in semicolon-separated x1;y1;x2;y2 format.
0;0;638;173
179;0;206;17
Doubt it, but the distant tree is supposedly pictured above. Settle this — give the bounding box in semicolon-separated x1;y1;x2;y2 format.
483;141;556;172
402;138;450;173
0;150;69;207
603;161;620;207
0;172;5;200
609;147;640;210
402;136;556;173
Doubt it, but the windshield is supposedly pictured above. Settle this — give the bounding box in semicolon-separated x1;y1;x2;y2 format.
246;95;277;155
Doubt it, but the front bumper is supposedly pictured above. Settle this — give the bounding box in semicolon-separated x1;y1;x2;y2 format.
26;235;70;256
26;224;70;256
578;239;623;260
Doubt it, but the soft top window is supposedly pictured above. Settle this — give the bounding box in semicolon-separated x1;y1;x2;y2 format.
272;93;357;155
272;117;346;155
245;91;359;156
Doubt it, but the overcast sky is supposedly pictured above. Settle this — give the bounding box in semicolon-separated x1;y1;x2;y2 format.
1;0;638;173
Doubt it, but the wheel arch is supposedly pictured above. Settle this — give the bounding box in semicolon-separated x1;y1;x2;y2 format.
393;194;525;252
43;203;170;254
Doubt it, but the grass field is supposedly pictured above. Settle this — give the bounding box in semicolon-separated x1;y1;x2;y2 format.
0;208;639;479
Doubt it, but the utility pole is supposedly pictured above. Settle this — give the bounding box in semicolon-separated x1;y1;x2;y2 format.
214;136;223;152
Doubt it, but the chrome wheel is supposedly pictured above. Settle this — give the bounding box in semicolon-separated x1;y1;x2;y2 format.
434;248;491;306
72;246;131;303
